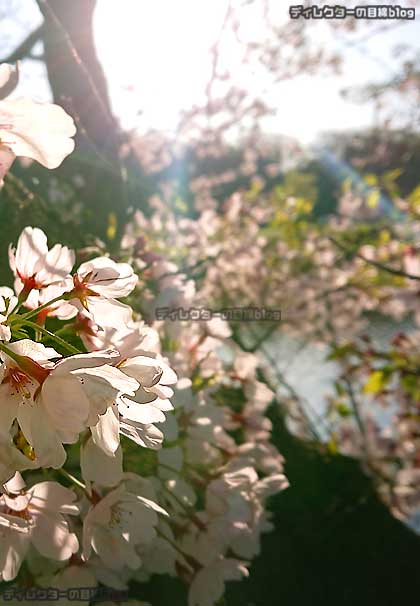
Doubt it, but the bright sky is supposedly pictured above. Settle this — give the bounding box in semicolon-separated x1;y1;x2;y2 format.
1;0;420;144
93;0;420;143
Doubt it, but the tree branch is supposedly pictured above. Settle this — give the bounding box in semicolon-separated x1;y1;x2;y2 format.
0;24;44;64
329;237;420;281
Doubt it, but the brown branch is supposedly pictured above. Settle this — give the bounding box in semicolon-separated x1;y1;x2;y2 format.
329;237;420;282
0;24;44;64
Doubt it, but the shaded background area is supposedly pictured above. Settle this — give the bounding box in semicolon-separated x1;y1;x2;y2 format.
135;407;420;605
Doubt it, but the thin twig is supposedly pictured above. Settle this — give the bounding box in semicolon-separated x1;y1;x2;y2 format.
329;237;420;281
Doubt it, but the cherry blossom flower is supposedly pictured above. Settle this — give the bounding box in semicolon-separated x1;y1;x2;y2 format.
81;436;123;488
82;476;168;571
67;257;138;329
188;558;249;606
89;354;177;454
117;355;177;424
76;326;177;455
9;226;75;303
0;63;76;182
0;473;79;582
0;341;138;476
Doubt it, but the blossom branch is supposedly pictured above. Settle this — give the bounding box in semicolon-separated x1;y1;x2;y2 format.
329;236;420;281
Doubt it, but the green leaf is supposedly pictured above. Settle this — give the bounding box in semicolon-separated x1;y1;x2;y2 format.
363;370;388;395
335;402;352;417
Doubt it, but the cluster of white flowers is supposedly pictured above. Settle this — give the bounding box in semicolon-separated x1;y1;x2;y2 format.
0;226;177;578
0;61;288;605
0;224;287;605
119;220;289;604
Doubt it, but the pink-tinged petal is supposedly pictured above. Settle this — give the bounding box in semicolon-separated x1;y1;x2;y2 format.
0;529;29;582
148;384;174;400
156;360;178;385
53;349;120;374
0;146;15;184
120;356;164;388
118;398;166;424
119;419;163;450
37;243;75;284
126;386;157;404
14;226;49;279
148;396;173;412
81;438;123;487
76;368;133;427
0;97;76;168
3;492;30;511
122;356;177;387
29;481;79;516
3;471;26;493
84;297;134;330
30;512;79;561
0;286;15;301
0;323;11;341
91;526;138;570
77;257;138;298
41;373;90;435
81;507;95;561
0;385;19;439
5;338;59;362
0;441;39;485
8;243;16;274
76;364;138;396
0;64;14;90
29;411;67;469
90;404;120;456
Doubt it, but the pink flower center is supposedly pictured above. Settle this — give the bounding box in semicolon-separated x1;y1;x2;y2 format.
2;367;34;399
68;274;100;310
16;270;43;299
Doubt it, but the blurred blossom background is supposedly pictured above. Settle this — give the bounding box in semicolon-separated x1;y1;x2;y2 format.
1;0;420;604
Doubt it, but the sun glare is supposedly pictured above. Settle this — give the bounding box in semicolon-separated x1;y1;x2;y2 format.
94;0;229;134
93;0;405;144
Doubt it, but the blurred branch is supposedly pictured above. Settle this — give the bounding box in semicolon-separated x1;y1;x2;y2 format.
205;0;232;108
229;321;327;441
342;376;369;458
0;24;44;63
27;52;46;62
260;344;325;442
329;237;420;281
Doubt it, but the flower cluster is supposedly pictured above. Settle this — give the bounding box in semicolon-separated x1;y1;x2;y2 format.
0;224;288;605
0;66;288;602
120;173;420;529
0;227;175;586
